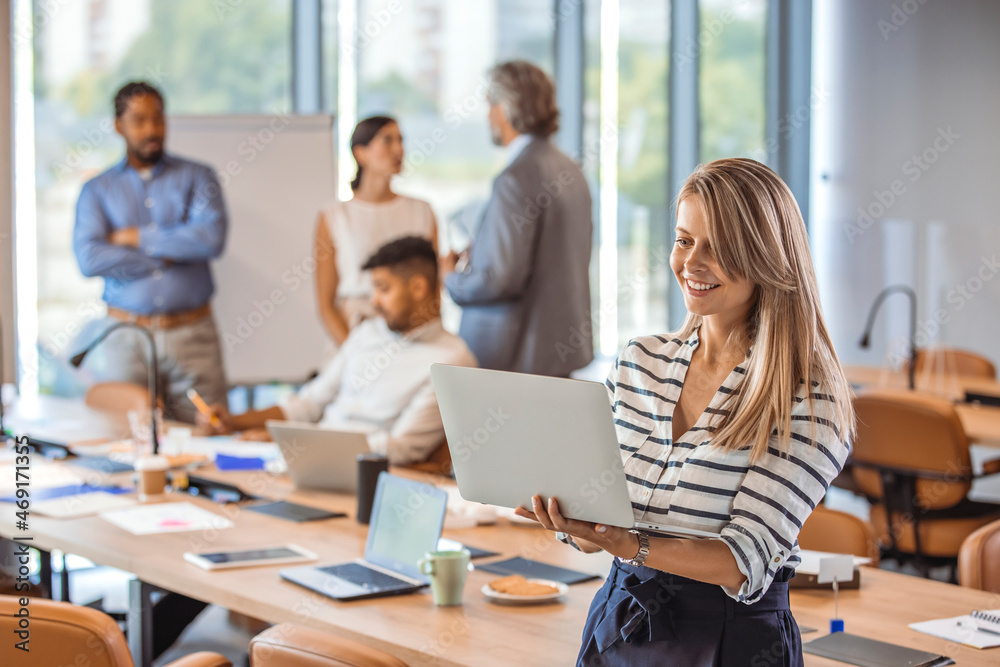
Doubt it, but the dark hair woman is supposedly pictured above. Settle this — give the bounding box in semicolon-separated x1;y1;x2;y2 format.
313;116;439;346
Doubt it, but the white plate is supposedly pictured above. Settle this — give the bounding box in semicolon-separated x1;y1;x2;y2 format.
481;578;569;605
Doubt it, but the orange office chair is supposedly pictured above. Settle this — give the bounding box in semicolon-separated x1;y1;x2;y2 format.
912;347;996;379
798;505;880;563
0;595;230;667
403;438;453;476
250;623;408;667
851;389;1000;576
958;518;1000;593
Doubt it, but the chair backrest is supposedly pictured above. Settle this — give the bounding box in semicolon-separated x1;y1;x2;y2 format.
851;389;972;510
798;505;880;562
250;624;408;667
402;437;453;476
0;594;134;667
85;381;153;414
914;347;996;380
959;518;1000;592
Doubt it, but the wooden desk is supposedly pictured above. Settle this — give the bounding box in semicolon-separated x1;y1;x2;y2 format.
2;459;999;666
845;365;1000;446
6;393;130;445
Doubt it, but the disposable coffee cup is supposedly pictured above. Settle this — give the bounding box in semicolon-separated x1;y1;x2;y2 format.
356;454;389;524
134;455;169;500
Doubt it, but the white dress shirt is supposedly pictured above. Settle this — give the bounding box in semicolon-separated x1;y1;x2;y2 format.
504;133;533;166
281;317;477;464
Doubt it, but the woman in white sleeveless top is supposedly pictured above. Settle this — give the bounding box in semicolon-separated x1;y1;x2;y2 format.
314;116;438;344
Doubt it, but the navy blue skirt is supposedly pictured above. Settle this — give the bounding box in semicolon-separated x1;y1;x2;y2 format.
577;559;803;667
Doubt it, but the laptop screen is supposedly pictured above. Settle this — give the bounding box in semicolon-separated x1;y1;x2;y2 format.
364;473;448;582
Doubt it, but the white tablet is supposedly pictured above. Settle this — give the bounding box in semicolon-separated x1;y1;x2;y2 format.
183;544;317;570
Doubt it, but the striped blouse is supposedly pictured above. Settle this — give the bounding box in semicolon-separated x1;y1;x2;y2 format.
607;328;850;604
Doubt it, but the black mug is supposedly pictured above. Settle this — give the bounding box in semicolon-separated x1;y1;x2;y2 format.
356;454;389;524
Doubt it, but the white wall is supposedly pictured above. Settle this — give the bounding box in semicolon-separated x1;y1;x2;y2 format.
812;0;1000;368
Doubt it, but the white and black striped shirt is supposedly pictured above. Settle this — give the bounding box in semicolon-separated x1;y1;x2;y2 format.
607;328;850;603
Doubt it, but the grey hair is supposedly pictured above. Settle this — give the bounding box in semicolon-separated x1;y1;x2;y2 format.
488;61;560;138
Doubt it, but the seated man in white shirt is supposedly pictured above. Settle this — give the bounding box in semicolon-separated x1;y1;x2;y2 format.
202;236;477;464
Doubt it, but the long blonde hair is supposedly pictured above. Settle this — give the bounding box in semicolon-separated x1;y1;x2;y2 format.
676;158;855;460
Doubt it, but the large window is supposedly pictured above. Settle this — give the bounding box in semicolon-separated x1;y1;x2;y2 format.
582;0;766;355
15;0;781;393
21;0;292;393
350;0;555;237
700;0;767;161
584;1;672;354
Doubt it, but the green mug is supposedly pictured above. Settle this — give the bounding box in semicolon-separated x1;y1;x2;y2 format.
418;549;472;606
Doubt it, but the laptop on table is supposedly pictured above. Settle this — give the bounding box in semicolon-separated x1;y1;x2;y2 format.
266;420;371;493
280;473;448;601
429;364;720;540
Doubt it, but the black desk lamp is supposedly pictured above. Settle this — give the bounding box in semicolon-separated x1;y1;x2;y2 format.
859;285;917;390
70;322;160;454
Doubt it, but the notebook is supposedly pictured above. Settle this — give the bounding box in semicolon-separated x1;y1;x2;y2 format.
280;473;447;601
246;500;346;523
476;557;599;585
971;609;1000;634
802;632;954;667
910;609;1000;650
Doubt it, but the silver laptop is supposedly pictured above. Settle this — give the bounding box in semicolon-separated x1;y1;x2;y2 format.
280;473;448;601
430;364;720;539
266;420;371;493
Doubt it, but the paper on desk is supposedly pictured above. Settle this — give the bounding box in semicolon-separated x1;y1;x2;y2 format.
910;615;1000;650
183;436;282;462
34;492;136;518
0;463;84;495
101;502;234;535
796;549;871;574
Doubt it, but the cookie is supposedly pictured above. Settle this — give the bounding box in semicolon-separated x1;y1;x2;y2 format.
488;575;559;596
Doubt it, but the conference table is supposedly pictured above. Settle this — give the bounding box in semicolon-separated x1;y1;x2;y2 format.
3;394;1000;665
2;454;999;666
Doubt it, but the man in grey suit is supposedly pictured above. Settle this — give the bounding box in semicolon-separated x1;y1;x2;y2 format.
441;61;594;377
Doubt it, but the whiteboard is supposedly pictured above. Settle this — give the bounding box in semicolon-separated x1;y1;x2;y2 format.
168;115;336;385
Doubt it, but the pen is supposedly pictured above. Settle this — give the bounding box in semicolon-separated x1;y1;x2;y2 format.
187;388;221;428
958;619;1000;636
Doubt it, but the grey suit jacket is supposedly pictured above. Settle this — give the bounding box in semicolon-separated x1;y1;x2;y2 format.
444;137;594;376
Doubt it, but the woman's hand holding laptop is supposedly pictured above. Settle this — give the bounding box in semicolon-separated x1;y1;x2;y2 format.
514;495;639;559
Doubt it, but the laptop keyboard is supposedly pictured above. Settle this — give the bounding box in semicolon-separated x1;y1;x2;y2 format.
318;562;414;591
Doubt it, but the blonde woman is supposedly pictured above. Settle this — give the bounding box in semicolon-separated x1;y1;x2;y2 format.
517;158;855;665
315;116;438;345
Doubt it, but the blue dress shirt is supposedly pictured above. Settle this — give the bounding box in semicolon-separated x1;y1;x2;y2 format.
73;153;228;315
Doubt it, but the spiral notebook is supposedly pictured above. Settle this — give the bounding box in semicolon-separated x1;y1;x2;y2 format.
909;609;1000;650
971;609;1000;634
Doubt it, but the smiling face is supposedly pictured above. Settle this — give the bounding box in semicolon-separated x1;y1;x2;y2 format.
670;196;757;324
354;121;404;179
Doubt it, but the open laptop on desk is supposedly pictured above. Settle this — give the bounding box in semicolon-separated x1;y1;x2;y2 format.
430;364;720;540
281;473;448;601
266;421;371;493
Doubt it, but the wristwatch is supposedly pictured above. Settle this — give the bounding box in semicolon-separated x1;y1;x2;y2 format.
555;531;583;552
623;529;650;567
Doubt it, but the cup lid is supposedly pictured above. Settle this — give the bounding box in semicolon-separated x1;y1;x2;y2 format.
134;455;169;471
